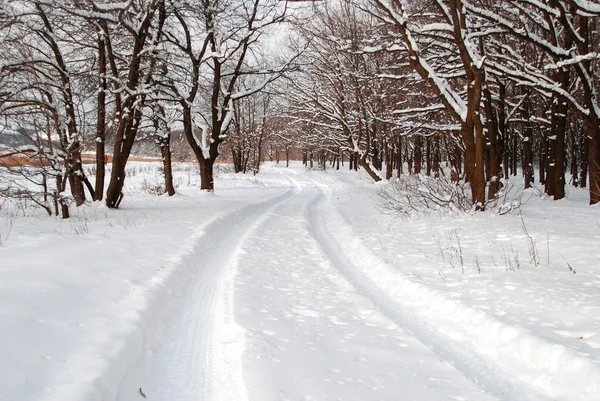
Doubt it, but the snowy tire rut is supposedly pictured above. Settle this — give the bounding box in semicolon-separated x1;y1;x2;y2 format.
231;180;498;401
306;187;551;401
116;170;567;401
314;180;600;401
116;187;296;401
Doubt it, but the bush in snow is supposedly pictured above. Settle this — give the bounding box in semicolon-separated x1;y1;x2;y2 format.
376;174;473;216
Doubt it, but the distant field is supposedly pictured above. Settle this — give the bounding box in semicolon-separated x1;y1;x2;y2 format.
0;149;164;167
80;153;164;164
1;148;289;167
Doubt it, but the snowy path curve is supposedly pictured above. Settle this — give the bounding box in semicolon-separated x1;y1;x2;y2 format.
315;175;600;401
117;168;559;401
115;186;296;401
305;184;550;401
231;173;497;401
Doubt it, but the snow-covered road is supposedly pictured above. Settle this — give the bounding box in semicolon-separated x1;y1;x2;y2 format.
115;170;515;401
3;164;600;401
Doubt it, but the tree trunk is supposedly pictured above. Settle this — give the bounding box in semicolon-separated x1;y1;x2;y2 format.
546;69;570;199
587;117;600;204
385;142;393;179
522;96;535;189
414;136;422;174
56;175;69;219
483;81;501;199
503;130;510;181
94;36;107;201
426;136;432;176
160;136;175;196
106;107;143;207
433;135;440;178
396;135;403;177
580;131;589;188
200;156;215;191
462;123;486;208
512;129;518;176
570;127;578;186
232;148;242;173
539;135;546;185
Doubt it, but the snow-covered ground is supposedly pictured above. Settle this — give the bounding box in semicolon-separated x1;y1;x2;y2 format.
1;162;599;401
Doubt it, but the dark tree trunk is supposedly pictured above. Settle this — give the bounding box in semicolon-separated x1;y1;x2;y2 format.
426;136;432;176
587;118;600;204
462;121;486;208
546;69;570;199
522;97;535;189
433;135;440;178
200;156;215;191
483;80;501;199
498;82;507;183
385;142;393;179
512;129;518;176
570;127;578;186
106;108;143;206
539;135;547;185
232;148;242;173
503;130;510;181
414;136;422;174
396;135;403;177
159;136;175;196
56;175;69;219
580;131;589;188
95;36;107;201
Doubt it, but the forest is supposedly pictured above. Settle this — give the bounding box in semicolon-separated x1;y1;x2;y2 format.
0;0;599;214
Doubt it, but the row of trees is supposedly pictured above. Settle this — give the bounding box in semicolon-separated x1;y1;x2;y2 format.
2;0;599;216
280;0;600;207
0;0;294;216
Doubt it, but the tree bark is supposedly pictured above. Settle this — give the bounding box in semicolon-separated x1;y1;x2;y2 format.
580;130;589;188
94;35;107;201
587;118;600;204
414;136;422;174
385;141;393;179
522;96;535;189
396;135;403;177
546;69;570;199
159;135;175;196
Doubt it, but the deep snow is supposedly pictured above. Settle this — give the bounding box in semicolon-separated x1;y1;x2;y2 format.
0;162;599;401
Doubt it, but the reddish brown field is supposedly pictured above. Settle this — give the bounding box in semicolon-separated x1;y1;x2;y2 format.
0;151;52;167
1;148;297;167
79;154;163;164
1;149;164;167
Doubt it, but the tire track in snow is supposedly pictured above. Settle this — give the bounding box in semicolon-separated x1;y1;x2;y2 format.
234;175;495;400
115;186;298;401
304;185;552;401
